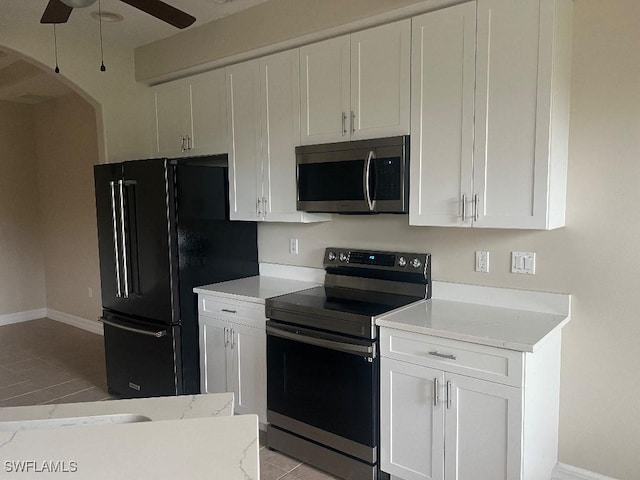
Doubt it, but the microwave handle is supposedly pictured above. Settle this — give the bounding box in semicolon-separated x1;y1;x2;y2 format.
363;150;375;211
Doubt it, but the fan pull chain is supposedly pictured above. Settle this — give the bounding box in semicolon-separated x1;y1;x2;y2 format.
98;0;106;72
53;24;60;74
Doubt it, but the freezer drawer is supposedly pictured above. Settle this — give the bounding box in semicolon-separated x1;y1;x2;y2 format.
102;312;182;398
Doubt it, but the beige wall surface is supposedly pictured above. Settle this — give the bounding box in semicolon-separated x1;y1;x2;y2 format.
34;95;102;324
135;0;434;82
0;19;154;163
0;101;47;315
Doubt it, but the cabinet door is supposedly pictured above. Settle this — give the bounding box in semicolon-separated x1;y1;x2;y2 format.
300;35;351;145
445;373;522;480
226;60;263;221
200;318;231;395
409;2;476;227
229;323;266;425
154;80;190;158
260;49;304;222
381;357;445;480
350;19;410;140
474;0;559;229
190;69;227;156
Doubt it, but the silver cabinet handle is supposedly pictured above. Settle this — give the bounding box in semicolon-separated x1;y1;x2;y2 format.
446;381;452;409
429;351;457;361
363;150;375;211
351;110;356;134
118;180;130;298
221;309;237;314
181;136;186;152
433;377;439;407
461;194;467;222
262;197;268;216
342;112;347;136
474;194;479;222
223;326;229;347
256;198;262;217
109;181;122;298
100;318;167;338
230;328;235;349
187;135;192;151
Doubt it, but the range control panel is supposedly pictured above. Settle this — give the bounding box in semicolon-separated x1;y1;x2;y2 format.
324;248;430;273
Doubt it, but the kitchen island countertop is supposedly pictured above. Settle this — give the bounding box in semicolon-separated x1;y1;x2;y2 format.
0;393;258;480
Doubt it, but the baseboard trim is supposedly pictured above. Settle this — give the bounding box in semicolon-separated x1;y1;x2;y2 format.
553;463;619;480
0;309;47;327
46;309;103;336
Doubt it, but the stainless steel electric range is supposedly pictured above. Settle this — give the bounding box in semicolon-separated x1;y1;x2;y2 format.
265;248;431;480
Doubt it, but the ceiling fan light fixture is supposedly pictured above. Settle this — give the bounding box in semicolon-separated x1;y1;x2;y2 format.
90;11;124;22
60;0;98;8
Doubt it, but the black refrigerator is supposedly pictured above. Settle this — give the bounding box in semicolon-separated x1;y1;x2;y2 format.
94;155;258;398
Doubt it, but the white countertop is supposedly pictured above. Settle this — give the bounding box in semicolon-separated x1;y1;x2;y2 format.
0;394;258;480
194;275;319;304
376;299;570;352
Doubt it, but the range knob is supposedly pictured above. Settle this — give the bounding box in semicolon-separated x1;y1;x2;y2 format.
339;252;348;262
398;256;407;267
410;258;422;269
328;251;337;261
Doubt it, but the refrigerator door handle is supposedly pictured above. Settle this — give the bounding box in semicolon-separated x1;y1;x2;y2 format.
118;179;130;298
109;181;123;298
100;317;168;338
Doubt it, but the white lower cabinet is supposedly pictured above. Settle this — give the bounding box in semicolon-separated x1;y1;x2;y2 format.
380;327;561;480
198;296;266;426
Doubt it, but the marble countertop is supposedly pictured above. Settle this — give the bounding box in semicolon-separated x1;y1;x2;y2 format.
194;275;320;304
0;393;258;479
376;299;570;352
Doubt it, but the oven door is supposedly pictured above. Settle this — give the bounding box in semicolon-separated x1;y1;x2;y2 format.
266;320;378;463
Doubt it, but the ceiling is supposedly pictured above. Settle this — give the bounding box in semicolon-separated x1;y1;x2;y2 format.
0;0;270;104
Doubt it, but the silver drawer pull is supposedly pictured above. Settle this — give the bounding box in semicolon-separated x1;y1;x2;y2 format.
429;351;457;361
221;309;237;314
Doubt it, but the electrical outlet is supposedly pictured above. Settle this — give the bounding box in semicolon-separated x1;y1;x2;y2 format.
511;252;536;275
289;238;299;255
475;251;489;273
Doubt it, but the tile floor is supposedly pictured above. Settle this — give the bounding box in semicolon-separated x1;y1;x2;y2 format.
0;318;339;480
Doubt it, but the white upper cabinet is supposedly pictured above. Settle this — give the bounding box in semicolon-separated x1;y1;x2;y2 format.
350;21;411;141
409;2;476;227
154;69;227;158
410;0;572;230
300;35;351;145
300;19;411;145
473;0;572;229
227;50;330;223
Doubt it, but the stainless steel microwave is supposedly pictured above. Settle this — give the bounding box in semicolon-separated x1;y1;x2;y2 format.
296;135;409;214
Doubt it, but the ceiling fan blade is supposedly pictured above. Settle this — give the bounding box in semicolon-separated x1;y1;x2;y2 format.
119;0;196;29
41;0;73;24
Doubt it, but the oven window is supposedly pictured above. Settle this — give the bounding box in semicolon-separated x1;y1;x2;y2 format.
297;160;365;202
267;333;377;447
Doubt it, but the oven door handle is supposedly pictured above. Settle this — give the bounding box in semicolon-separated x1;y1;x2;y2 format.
266;324;375;358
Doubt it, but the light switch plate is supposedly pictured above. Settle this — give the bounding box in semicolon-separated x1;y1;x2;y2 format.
511;252;535;275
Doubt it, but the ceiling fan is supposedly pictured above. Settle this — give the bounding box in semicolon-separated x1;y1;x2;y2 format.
40;0;196;29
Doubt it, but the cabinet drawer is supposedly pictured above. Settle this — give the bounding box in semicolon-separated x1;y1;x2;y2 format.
199;295;265;329
380;328;523;387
